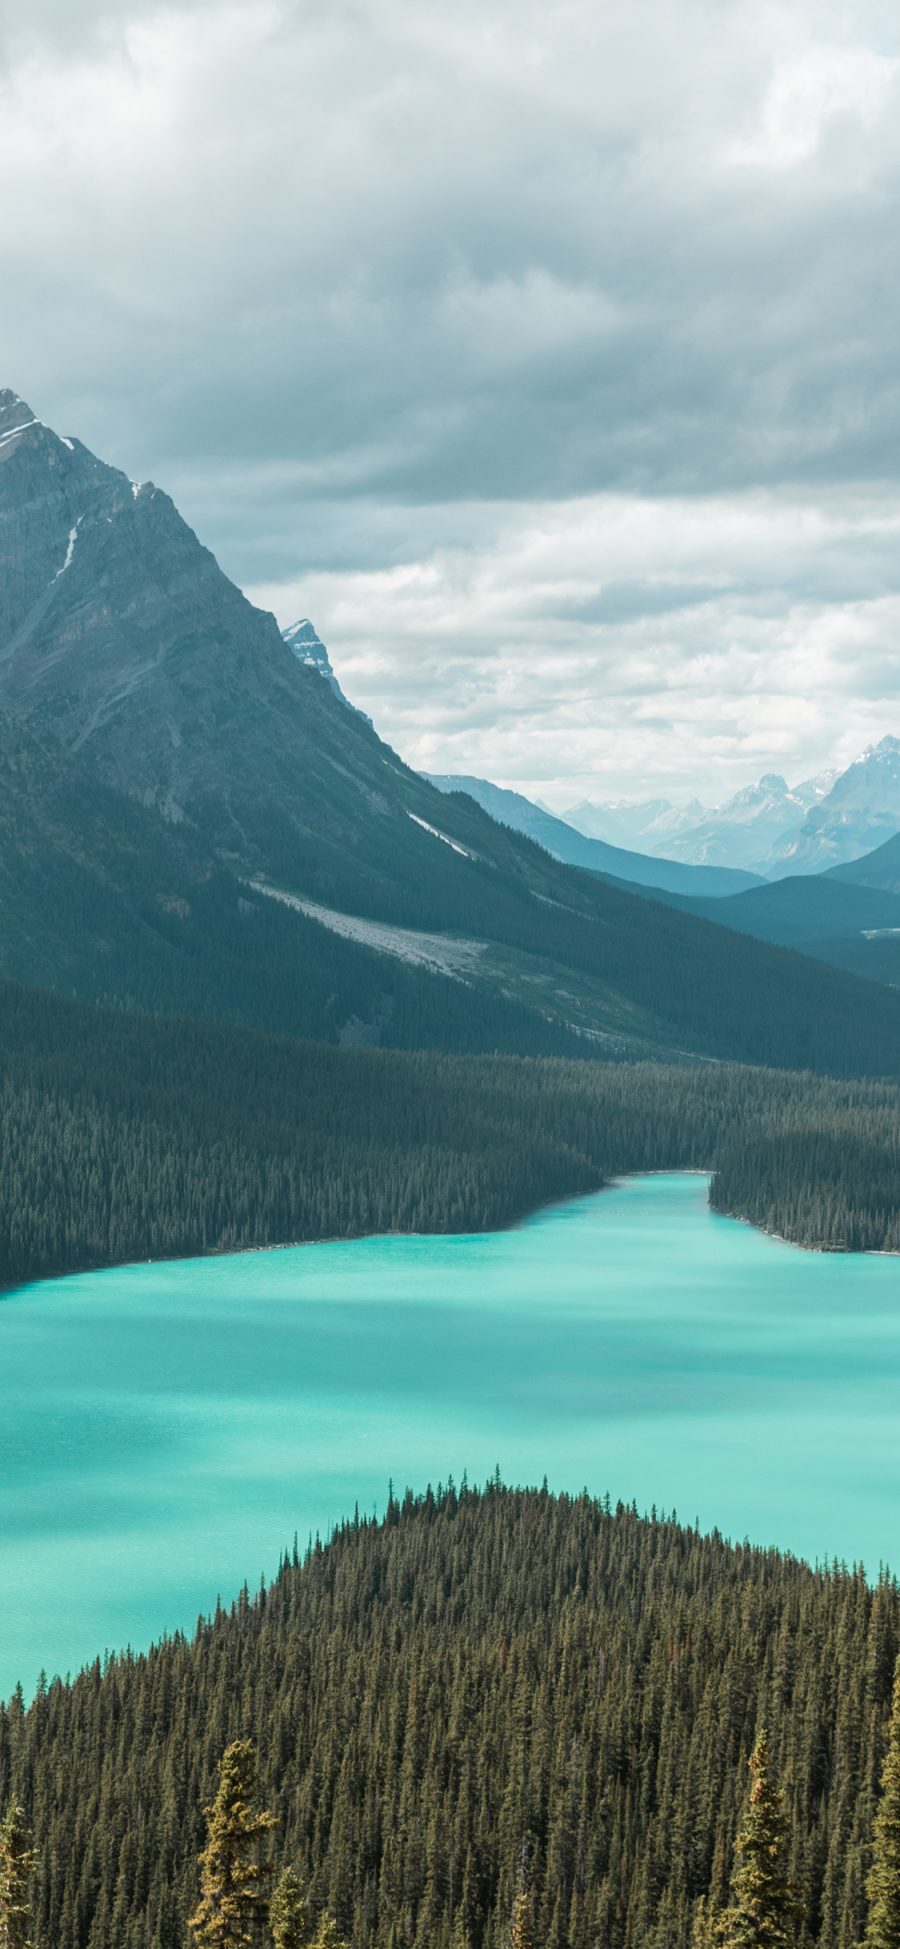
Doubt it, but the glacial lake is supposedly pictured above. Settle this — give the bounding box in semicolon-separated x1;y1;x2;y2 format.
2;1171;900;1700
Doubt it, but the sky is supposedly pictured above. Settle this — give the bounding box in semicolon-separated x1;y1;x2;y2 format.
3;0;900;807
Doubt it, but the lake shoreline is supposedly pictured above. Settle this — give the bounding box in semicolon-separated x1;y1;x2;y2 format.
3;1164;897;1306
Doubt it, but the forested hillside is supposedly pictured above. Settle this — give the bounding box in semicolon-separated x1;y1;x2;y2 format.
1;1484;896;1949
1;977;899;1294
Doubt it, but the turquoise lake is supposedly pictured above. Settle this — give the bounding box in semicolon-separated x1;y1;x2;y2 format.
2;1171;900;1701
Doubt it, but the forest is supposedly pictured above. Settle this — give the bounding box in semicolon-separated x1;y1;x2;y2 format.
1;975;899;1294
2;1483;900;1949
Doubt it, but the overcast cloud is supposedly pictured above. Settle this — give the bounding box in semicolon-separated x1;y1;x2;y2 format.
3;0;900;800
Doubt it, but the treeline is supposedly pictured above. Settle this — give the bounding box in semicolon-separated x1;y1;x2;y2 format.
711;1120;900;1251
1;977;899;1292
2;1484;900;1949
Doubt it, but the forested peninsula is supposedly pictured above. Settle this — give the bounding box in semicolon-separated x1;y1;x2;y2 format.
1;977;899;1294
2;1483;900;1949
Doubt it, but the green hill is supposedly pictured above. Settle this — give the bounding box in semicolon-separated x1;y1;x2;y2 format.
1;1485;895;1949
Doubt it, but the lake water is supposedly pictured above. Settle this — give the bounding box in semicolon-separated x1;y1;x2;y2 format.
2;1172;900;1700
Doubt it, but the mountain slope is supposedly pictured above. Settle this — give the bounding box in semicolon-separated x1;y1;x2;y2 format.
829;829;900;896
426;772;762;894
0;705;603;1059
3;386;900;1075
621;870;900;987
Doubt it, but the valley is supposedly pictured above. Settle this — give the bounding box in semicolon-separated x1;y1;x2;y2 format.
6;13;900;1949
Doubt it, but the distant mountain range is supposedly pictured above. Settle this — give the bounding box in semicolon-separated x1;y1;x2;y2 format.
430;764;900;989
2;384;900;1076
563;743;900;877
425;775;761;897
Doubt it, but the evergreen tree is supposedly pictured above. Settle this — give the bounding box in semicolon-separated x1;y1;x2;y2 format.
309;1919;347;1949
0;1804;33;1949
865;1658;900;1949
723;1733;798;1949
691;1896;724;1949
270;1869;312;1949
188;1741;275;1949
509;1890;536;1949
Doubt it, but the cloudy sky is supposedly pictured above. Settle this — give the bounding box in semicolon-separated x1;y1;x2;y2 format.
3;0;900;806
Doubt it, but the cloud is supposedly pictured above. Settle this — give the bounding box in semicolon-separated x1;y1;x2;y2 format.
247;488;900;799
2;0;900;798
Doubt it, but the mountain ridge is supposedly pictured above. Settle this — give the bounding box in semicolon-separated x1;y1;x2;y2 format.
563;745;898;877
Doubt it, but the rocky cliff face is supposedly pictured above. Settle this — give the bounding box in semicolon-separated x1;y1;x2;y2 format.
0;389;464;913
282;617;372;722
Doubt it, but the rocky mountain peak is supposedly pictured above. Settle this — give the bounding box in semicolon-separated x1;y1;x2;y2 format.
0;389;37;432
283;618;333;673
282;617;370;722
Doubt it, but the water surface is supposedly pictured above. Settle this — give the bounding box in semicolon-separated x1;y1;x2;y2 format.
2;1173;899;1699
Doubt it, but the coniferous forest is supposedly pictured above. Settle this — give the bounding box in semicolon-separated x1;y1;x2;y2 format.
1;975;900;1293
2;1483;900;1949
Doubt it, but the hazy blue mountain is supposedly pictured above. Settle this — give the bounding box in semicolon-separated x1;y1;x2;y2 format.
565;772;833;871
565;743;900;878
762;737;900;875
426;772;762;895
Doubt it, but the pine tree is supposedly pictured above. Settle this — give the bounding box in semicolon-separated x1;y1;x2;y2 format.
691;1897;724;1949
270;1869;311;1949
0;1804;33;1949
188;1741;275;1949
309;1919;347;1949
865;1658;900;1949
510;1890;536;1949
722;1733;798;1949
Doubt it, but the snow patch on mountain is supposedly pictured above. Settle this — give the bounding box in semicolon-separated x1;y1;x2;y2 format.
407;812;474;858
53;520;81;581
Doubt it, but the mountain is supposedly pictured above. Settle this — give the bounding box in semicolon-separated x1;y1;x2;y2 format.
761;737;900;875
563;770;845;873
561;794;698;850
0;699;597;1057
425;773;763;895
829;828;900;896
566;744;900;879
645;869;900;988
668;774;825;871
3;385;900;1075
282;616;370;722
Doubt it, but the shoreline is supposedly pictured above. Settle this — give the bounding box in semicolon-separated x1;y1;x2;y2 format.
3;1167;898;1304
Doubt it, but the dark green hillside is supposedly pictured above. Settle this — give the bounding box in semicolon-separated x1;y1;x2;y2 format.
2;977;899;1294
830;831;900;896
613;867;900;987
0;710;601;1063
1;1485;897;1949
